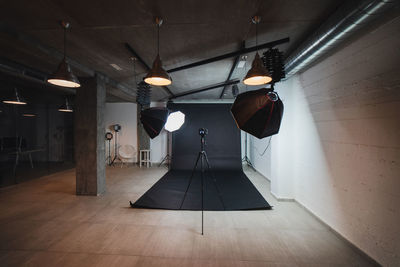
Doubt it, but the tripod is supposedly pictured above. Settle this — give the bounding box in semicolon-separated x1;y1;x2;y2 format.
242;132;253;168
106;139;112;165
180;128;225;235
158;132;171;167
110;129;122;166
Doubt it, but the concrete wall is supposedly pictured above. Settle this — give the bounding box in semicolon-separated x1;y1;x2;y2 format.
249;17;400;265
105;103;138;162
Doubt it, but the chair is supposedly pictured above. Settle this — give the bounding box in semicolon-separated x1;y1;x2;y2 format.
118;145;136;167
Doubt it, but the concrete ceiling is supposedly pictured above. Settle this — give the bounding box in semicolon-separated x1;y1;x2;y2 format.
0;0;344;102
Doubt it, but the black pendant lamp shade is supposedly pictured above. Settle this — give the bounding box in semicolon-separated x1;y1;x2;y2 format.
3;88;27;105
48;59;80;88
140;107;169;139
144;54;172;86
231;88;284;139
243;16;272;86
243;52;272;85
47;21;81;88
58;98;73;112
144;17;172;86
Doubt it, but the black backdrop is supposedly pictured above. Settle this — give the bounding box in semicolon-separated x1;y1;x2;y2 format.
170;104;241;171
131;103;271;210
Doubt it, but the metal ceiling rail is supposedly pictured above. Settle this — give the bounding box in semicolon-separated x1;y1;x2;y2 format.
284;0;399;76
167;37;290;73
170;79;240;99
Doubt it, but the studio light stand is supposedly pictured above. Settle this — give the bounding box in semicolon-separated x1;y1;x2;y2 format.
110;124;122;166
105;132;113;165
180;128;225;235
242;132;253;168
158;132;171;168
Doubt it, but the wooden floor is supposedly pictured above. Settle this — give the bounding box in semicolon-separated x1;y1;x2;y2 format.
0;166;376;267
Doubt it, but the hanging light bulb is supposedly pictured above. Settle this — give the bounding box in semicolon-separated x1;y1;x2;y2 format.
47;21;81;88
243;16;272;86
58;98;73;112
3;88;27;105
144;17;172;86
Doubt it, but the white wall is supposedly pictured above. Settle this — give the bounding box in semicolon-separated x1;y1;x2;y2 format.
105;103;138;162
249;17;400;266
149;102;168;163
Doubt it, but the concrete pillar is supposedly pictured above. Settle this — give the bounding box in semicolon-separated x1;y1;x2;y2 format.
74;74;106;195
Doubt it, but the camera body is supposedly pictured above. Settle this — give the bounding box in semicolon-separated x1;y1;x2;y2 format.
199;128;208;137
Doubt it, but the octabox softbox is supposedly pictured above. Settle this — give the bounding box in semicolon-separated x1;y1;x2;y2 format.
231;88;284;139
140;107;169;139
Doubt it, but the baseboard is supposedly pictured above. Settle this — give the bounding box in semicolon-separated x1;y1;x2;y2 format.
294;200;382;267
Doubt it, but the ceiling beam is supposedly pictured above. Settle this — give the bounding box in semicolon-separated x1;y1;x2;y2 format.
0;23;136;101
167;37;289;73
170;79;240;99
124;43;175;98
219;41;245;98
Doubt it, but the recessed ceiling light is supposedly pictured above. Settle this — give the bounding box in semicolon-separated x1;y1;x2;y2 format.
110;63;122;71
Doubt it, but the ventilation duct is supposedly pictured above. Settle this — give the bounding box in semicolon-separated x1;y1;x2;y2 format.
284;0;399;77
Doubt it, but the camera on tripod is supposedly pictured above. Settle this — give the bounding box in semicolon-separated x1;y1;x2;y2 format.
199;128;208;137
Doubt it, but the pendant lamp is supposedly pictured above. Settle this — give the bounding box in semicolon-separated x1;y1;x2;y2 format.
58;98;73;112
243;16;272;86
47;21;81;88
144;17;172;86
3;88;27;105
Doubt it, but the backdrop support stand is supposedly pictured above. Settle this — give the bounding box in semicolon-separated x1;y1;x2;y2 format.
242;132;253;168
110;129;122;166
158;132;171;168
180;129;225;235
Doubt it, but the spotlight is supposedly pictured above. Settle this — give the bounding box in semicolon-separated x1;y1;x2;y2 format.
113;124;122;132
165;111;185;132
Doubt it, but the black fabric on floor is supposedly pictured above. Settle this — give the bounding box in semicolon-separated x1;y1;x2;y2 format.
132;170;271;210
131;104;271;210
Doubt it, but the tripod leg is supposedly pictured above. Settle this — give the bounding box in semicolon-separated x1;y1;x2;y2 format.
203;152;226;210
158;154;169;167
179;152;201;209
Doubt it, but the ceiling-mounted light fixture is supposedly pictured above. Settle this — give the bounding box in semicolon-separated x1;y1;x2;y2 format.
243;16;272;86
144;17;172;86
47;21;81;88
3;88;27;105
22;113;36;117
58;98;73;112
